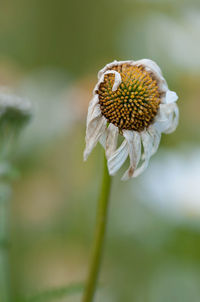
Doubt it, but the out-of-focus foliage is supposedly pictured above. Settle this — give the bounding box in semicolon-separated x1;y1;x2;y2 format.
0;0;200;301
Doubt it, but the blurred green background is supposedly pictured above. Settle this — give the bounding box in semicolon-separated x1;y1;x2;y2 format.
0;0;200;301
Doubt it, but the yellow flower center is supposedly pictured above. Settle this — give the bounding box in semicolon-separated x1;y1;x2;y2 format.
97;64;161;131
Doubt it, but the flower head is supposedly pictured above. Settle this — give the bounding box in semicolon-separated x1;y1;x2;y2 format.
84;59;179;180
0;92;32;131
0;92;32;160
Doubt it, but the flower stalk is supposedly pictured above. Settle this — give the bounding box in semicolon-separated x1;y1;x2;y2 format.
0;183;11;302
82;154;112;302
0;92;32;302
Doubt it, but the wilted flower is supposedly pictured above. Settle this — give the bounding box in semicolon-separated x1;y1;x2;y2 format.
0;92;32;162
0;92;31;132
84;59;179;180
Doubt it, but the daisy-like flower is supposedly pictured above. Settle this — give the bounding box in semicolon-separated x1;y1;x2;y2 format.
84;59;179;180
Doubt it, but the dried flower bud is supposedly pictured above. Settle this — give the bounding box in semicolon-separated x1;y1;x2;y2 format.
0;92;32;131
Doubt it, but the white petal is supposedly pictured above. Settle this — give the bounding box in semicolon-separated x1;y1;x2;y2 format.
107;139;129;175
105;124;119;158
84;116;107;161
165;90;178;104
148;125;161;157
154;103;179;134
133;132;154;178
99;131;107;149
103;70;121;91
164;103;179;134
121;130;141;181
95;69;122;93
99;123;119;155
86;94;101;127
135;59;163;76
98;60;134;80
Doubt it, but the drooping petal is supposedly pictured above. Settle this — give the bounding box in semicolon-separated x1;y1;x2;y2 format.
133;132;154;178
84;114;107;161
86;94;100;127
99;131;107;149
105;124;119;158
148;125;161;157
107;139;129;175
164;103;179;134
121;130;141;181
103;70;121;91
100;71;121;92
94;69;122;94
154;103;179;134
99;123;119;156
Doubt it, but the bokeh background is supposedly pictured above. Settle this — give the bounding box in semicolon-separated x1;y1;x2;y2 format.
0;0;200;301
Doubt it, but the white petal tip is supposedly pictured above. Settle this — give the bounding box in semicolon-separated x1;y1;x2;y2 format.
166;90;178;104
112;84;119;92
121;167;135;181
83;151;88;161
121;174;133;181
108;169;116;177
121;175;128;181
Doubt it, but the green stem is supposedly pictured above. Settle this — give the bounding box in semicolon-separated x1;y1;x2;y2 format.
0;183;11;302
82;154;112;302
